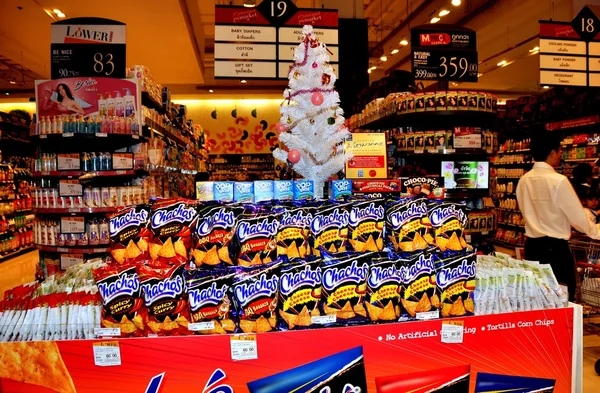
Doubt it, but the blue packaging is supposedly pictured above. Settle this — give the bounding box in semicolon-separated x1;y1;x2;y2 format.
234;182;254;203
293;180;314;201
253;180;274;203
274;180;293;201
195;181;214;201
329;180;353;200
213;181;234;202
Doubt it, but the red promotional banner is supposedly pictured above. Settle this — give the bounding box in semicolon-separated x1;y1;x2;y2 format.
0;307;575;393
283;10;338;28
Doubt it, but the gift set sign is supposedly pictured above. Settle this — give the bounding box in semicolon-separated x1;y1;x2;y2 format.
214;1;339;79
411;25;478;82
51;17;126;80
540;5;600;86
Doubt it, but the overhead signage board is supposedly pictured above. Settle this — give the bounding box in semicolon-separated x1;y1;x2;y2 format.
411;24;478;82
214;2;338;79
51;17;126;80
540;5;600;86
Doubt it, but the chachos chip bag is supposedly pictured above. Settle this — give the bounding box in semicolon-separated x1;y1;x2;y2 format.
348;198;385;253
232;262;280;333
137;262;189;335
192;202;242;267
320;252;371;325
366;254;401;322
428;201;471;253
310;201;351;255
108;204;151;264
398;252;439;320
185;269;235;334
276;203;314;260
278;259;322;330
93;263;146;337
235;207;281;266
386;197;433;253
149;199;197;265
436;252;476;317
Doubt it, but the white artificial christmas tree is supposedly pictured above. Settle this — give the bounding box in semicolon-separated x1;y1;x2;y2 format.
273;25;352;199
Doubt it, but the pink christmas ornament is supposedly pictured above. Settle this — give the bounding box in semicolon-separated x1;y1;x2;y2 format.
275;122;288;133
311;92;324;106
288;149;301;164
312;62;318;68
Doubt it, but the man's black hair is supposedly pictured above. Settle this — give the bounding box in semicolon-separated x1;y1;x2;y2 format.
531;130;562;162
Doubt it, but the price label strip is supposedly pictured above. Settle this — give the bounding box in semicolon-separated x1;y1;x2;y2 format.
59;180;83;197
60;216;85;234
441;320;464;344
93;341;121;366
230;334;258;361
112;153;133;170
60;253;84;269
57;153;80;170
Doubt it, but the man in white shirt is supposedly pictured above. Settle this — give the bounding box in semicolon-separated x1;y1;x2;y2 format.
516;131;600;301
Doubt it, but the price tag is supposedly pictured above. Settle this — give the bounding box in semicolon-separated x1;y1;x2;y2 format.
39;134;47;139
93;341;121;366
63;133;74;138
132;134;139;139
57;247;69;253
60;216;85;233
94;328;121;337
60;253;84;269
441;320;464;344
57;153;80;170
416;310;440;320
115;170;126;175
311;315;336;324
465;234;472;243
96;132;108;137
188;321;215;331
59;180;83;197
230;334;258;361
112;153;133;170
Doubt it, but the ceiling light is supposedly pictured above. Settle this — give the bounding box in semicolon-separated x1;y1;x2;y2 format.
451;82;459;86
477;73;483;77
52;9;61;14
9;81;16;84
497;60;507;66
5;93;9;96
243;0;256;7
400;38;409;46
439;10;450;16
451;0;462;6
370;66;377;70
529;46;540;53
368;69;372;74
380;55;388;62
391;49;399;55
543;85;550;89
240;80;247;84
57;12;66;18
209;89;214;93
497;100;507;105
430;17;441;23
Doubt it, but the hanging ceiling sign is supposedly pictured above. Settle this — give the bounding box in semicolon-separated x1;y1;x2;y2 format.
540;5;600;86
410;24;478;82
51;17;126;80
214;1;338;79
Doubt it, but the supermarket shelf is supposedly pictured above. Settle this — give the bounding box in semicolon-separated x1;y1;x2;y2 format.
487;238;523;248
491;162;532;166
0;194;16;202
0;245;35;263
358;109;497;130
32;133;145;151
497;149;531;154
142;91;166;115
32;170;141;178
496;177;522;181
400;149;494;157
497;222;525;229
563;158;599;163
33;207;118;214
0;224;33;236
35;244;110;254
496;208;521;212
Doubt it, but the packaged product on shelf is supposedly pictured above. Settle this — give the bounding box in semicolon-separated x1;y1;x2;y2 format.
276;203;314;260
425;92;436;111
376;365;471;393
231;262;281;333
398;252;439;320
486;93;493;112
397;133;406;151
254;180;274;203
278;259;323;330
406;94;415;112
385;197;432;253
192;203;242;267
425;130;435;151
478;91;487;110
397;94;407;113
185;269;235;335
214;181;234;202
365;254;402;322
446;91;458;110
414;131;424;152
108;204;152;264
293;180;314;201
468;91;478;110
320;252;370;325
458;91;469;109
234;182;254;203
436;253;476;317
148;199;197;265
415;92;425;112
406;131;415;150
329;179;352;200
348;197;385;252
274;180;293;201
435;91;447;111
311;201;351;255
446;129;454;150
137;262;189;335
428;201;470;253
235;205;281;266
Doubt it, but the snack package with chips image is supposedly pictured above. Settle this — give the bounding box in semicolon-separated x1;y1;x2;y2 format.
231;261;281;333
348;197;386;253
310;201;351;256
320;251;371;326
474;372;556;393
93;263;147;337
148;199;198;266
436;252;476;317
278;258;323;330
192;202;244;268
184;268;235;334
108;204;152;265
376;364;471;393
386;197;433;254
235;206;282;266
275;202;315;261
366;253;402;323
398;252;439;320
428;200;471;254
137;261;190;335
